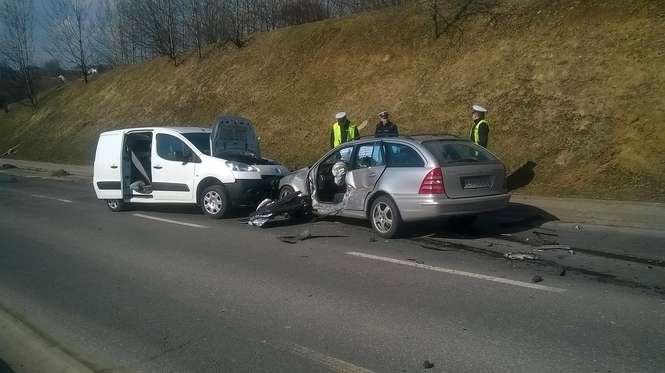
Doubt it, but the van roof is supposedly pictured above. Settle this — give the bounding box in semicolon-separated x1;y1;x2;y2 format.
100;127;211;135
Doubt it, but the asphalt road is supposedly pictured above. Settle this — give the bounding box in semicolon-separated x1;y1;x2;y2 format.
0;176;664;372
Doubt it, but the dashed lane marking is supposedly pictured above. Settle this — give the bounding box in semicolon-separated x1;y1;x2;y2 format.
272;341;375;373
30;194;73;203
132;213;208;229
346;251;567;293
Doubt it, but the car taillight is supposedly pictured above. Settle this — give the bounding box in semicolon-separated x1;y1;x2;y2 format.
419;167;445;194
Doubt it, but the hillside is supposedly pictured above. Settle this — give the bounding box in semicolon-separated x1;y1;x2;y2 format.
1;0;664;201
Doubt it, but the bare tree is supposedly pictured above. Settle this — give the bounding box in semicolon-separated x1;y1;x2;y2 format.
47;0;93;83
87;0;411;65
123;0;186;65
0;0;38;107
185;0;204;58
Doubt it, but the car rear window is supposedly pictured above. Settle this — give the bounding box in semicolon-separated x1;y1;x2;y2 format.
422;140;497;164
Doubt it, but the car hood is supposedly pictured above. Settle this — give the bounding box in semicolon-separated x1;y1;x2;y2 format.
210;115;261;158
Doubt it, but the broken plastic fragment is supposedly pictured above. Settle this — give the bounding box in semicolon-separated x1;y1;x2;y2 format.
504;252;539;260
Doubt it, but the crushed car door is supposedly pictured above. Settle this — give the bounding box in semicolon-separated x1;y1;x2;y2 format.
345;142;386;211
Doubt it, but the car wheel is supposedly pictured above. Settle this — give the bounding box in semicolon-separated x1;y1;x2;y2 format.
370;195;402;239
279;185;296;200
201;185;230;219
106;199;126;212
449;215;477;227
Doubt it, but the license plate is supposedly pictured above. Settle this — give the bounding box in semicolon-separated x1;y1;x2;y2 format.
463;176;490;189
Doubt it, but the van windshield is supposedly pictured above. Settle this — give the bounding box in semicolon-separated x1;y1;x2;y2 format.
422;140;497;164
183;133;211;155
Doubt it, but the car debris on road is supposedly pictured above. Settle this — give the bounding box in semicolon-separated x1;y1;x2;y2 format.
504;252;539;261
247;192;312;227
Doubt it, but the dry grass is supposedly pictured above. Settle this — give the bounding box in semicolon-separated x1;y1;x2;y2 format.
1;0;664;201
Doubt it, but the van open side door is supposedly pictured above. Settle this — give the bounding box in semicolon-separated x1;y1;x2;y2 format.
93;132;124;200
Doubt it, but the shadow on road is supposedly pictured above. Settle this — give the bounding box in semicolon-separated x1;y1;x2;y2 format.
263;202;560;242
0;359;15;373
403;202;559;239
123;204;253;219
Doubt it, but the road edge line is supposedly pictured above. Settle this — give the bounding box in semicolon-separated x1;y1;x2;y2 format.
0;305;95;373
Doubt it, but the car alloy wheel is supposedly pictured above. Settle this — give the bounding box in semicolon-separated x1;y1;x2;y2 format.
203;190;223;215
372;201;393;234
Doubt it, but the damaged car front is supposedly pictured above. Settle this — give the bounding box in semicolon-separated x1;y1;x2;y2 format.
207;116;288;205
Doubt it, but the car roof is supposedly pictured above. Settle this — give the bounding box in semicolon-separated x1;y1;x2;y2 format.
350;134;467;145
101;126;211;135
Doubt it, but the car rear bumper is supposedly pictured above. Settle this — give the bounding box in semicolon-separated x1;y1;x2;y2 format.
226;176;280;206
395;193;510;222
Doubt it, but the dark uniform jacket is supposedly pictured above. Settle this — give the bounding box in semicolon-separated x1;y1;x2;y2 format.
375;121;399;137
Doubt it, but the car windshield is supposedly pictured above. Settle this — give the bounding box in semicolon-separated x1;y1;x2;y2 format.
422;140;497;164
182;132;211;155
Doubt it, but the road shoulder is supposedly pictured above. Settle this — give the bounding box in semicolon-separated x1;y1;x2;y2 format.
0;305;94;373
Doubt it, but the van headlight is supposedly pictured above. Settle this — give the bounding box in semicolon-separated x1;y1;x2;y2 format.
225;161;258;172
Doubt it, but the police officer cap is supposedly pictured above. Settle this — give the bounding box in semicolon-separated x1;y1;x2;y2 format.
335;112;347;119
472;104;488;113
378;111;389;118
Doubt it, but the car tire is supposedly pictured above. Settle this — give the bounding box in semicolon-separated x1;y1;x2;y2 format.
370;195;402;239
279;185;296;200
449;215;478;227
200;184;230;219
106;199;126;212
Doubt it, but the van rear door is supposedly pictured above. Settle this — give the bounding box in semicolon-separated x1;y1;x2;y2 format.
93;132;123;200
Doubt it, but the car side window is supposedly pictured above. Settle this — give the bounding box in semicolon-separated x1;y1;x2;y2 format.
156;134;194;162
321;146;353;168
354;142;385;169
386;143;425;167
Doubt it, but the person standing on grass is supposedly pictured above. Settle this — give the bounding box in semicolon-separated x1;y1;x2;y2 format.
330;112;359;148
469;104;490;148
374;111;399;137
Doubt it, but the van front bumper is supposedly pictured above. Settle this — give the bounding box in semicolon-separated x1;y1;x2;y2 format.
395;193;511;222
226;176;280;206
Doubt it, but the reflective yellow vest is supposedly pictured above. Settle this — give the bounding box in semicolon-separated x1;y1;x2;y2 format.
470;119;489;146
331;121;358;148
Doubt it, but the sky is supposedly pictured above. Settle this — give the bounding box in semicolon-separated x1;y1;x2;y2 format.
29;0;101;65
33;0;52;64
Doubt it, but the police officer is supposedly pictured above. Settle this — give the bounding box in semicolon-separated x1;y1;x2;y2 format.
374;111;399;137
469;104;490;148
330;112;359;148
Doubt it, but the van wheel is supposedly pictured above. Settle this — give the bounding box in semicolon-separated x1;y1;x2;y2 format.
106;199;126;212
201;185;230;218
370;195;402;239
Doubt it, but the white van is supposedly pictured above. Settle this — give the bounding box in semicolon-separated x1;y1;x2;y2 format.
93;116;288;218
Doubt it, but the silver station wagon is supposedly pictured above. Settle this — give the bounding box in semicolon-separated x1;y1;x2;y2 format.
278;135;510;238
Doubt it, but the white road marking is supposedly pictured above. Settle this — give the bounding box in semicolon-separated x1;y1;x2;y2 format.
132;213;208;229
274;341;375;373
346;251;567;293
30;194;73;203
